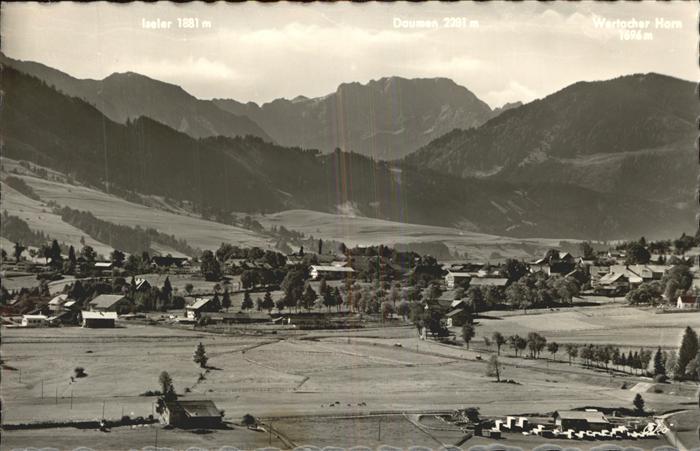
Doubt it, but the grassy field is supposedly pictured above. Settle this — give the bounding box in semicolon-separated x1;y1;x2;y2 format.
1;182;115;257
1;160;572;262
255;209;568;261
473;304;700;348
3;303;698;450
1;170;271;255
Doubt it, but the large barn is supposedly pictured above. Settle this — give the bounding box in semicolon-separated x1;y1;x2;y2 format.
553;410;610;432
81;311;118;328
160;399;223;428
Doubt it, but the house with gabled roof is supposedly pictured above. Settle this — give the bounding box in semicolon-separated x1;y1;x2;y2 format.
445;271;471;289
88;294;132;314
677;295;699;310
529;250;576;275
468;277;509;288
48;294;71;312
553;410;609;432
185;297;220;320
309;265;354;280
160;399;223;428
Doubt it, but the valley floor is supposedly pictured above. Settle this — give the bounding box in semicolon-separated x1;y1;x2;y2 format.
2;304;699;450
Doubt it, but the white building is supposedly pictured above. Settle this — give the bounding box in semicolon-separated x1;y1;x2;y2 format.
309;265;354;280
21;314;48;327
445;271;471;289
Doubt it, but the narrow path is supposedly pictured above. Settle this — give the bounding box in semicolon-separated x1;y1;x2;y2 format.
260;421;296;449
402;412;447;448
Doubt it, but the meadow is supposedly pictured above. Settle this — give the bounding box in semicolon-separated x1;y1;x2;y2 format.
3;303;698;450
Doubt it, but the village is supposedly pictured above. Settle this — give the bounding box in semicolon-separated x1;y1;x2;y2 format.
2;234;700;449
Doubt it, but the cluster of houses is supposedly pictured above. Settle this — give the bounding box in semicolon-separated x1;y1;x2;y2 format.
10;247;700;329
485;410;666;441
443;250;699;309
19;293;132;328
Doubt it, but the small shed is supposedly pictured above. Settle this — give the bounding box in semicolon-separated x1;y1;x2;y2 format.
160;399;223;428
553;410;609;432
81;311;118;328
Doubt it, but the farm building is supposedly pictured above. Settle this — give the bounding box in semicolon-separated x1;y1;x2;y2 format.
134;278;152;292
446;262;485;273
201;312;271;324
445;272;471;289
93;261;114;271
424;298;454;313
160;399;223;428
553;410;609;432
468;277;509;288
564;268;589;285
309;265;354;280
677;295;699;310
88;294;132;313
185;297;220;320
529;251;576;275
48;309;79;326
81;311;118;328
445;308;471;327
151;255;189;268
21;314;48;327
48;294;70;312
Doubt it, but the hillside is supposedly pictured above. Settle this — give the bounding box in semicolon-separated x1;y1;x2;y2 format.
0;162;561;262
0;53;271;142
0;161;272;256
406;73;698;207
2;65;689;240
214;76;495;159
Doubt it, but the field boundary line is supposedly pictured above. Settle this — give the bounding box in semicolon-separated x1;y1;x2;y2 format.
402;412;447;448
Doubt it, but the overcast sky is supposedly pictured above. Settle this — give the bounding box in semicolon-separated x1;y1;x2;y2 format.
2;1;696;108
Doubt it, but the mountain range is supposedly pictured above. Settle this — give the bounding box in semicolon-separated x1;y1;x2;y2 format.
0;54;271;142
406;73;697;209
1;63;692;240
213;77;512;159
1;54;522;160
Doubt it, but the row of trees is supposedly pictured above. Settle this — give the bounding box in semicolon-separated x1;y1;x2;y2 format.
481;326;700;381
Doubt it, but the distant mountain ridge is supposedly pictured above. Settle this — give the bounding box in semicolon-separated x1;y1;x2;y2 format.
406;73;698;207
214;76;503;159
2;65;690;240
0;53;272;142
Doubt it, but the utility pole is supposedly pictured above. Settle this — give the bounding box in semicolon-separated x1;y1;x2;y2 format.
55;386;58;405
269;423;272;445
70;390;73;409
41;380;44;399
378;416;381;441
102;400;105;419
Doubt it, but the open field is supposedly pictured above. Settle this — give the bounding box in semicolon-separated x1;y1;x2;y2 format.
1;182;115;257
1;169;271;254
1;160;576;262
255;209;569;261
474;304;700;348
3;304;698;450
